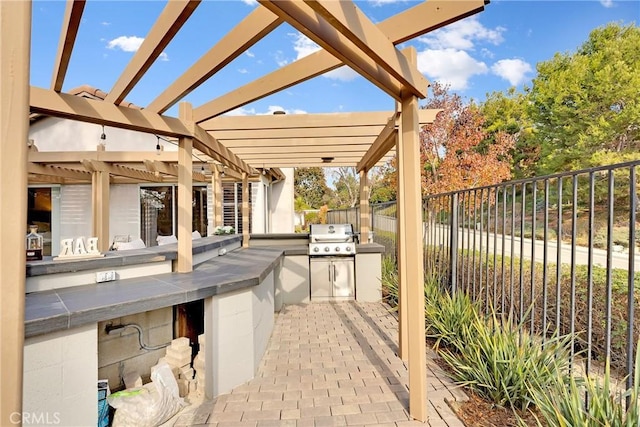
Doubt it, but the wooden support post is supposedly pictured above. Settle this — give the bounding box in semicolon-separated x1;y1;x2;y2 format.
396;104;408;362
242;172;249;248
212;167;222;228
359;170;370;243
0;1;30;424
399;47;427;422
91;170;110;252
178;102;193;273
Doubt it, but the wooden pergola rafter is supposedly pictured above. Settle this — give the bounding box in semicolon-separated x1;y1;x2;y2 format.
1;0;491;423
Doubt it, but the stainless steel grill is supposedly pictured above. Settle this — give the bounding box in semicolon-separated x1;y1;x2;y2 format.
308;223;356;256
309;224;356;301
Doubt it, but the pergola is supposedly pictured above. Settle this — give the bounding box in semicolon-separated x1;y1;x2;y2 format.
0;0;488;423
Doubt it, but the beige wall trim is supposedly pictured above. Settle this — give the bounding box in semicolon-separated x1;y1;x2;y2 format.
105;0;201;105
51;0;85;92
0;2;30;423
148;6;281;114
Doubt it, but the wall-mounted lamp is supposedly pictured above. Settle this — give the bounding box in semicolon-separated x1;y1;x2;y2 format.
155;135;161;155
99;125;106;144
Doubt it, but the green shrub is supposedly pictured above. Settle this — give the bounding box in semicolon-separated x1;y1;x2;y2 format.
424;278;477;352
439;309;572;411
381;255;398;308
531;341;640;426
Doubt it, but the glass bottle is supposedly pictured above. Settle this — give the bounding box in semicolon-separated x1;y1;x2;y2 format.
26;225;43;261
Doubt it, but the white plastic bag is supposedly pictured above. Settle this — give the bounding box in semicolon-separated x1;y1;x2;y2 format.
108;362;185;427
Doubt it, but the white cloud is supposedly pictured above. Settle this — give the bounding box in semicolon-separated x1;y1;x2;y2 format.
419;16;505;51
291;33;321;60
241;0;258;6
106;35;169;61
238;68;248;74
101;21;110;26
245;51;255;58
480;48;494;59
368;0;406;6
225;105;307;116
600;0;614;7
274;50;289;67
107;35;144;52
324;66;359;81
417;48;488;90
491;59;533;86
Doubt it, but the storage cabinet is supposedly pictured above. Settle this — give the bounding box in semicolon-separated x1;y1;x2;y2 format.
310;257;355;300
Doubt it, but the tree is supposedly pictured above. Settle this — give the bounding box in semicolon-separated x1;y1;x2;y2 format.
331;167;360;208
419;82;515;195
481;88;538;178
527;23;640;174
294;167;332;209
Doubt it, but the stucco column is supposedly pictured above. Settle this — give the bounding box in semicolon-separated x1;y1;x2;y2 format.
0;1;30;424
359;170;370;244
178;102;193;273
399;47;427;422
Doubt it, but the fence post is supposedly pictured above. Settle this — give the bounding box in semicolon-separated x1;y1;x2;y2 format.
450;193;459;294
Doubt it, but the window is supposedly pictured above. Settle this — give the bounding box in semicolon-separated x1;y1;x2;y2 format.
140;185;207;247
27;187;53;256
222;182;252;234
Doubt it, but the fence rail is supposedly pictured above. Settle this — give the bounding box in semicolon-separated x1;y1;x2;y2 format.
327;160;639;405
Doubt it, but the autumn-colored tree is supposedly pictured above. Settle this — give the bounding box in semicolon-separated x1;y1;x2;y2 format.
420;82;514;195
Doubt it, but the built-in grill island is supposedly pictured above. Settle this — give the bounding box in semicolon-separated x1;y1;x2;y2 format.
308;224;356;300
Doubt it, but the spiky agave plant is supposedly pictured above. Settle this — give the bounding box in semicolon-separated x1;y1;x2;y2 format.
530;340;640;426
440;308;572;411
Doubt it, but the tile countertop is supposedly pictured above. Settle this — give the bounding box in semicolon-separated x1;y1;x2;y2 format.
25;246;284;338
26;234;242;277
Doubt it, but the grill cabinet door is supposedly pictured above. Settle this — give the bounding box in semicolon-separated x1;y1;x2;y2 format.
310;258;332;299
332;258;355;298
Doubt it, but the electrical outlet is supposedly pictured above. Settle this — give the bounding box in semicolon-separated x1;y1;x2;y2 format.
96;270;116;283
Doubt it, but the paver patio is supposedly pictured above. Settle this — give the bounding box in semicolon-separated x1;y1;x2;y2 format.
172;302;468;427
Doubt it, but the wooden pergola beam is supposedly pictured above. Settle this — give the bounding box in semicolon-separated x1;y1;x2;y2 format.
304;0;428;98
30;87;254;174
81;160;163;182
28;162;92;181
357;115;397;173
258;0;405;101
147;6;282;114
194;0;486;121
105;0;200;105
143;159;208;182
51;0;85;92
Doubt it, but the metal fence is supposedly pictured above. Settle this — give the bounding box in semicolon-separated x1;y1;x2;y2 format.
327;160;639;400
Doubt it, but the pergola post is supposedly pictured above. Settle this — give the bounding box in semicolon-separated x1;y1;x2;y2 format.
399;47;427;422
396;106;408;362
177;102;193;273
91;163;110;252
242;172;249;247
0;1;30;424
212;166;223;228
359;170;370;243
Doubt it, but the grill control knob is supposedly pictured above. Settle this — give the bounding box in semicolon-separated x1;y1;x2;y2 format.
335;246;341;252
313;247;320;253
324;246;330;252
345;246;352;252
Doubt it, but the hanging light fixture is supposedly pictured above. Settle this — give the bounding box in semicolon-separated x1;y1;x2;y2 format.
99;125;106;144
155;135;161;155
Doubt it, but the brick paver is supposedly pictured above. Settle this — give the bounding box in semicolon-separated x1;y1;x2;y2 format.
173;302;466;426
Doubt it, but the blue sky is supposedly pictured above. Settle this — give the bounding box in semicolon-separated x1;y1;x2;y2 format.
30;0;638;117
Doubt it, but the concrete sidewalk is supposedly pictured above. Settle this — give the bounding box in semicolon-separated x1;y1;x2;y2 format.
173;302;467;426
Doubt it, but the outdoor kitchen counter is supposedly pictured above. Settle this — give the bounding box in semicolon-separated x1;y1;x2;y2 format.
24;246;284;338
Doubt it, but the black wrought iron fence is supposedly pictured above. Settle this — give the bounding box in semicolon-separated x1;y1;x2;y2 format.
425;160;639;399
328;160;639;403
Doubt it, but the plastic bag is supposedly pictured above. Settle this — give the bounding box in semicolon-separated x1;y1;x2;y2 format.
108;362;185;427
